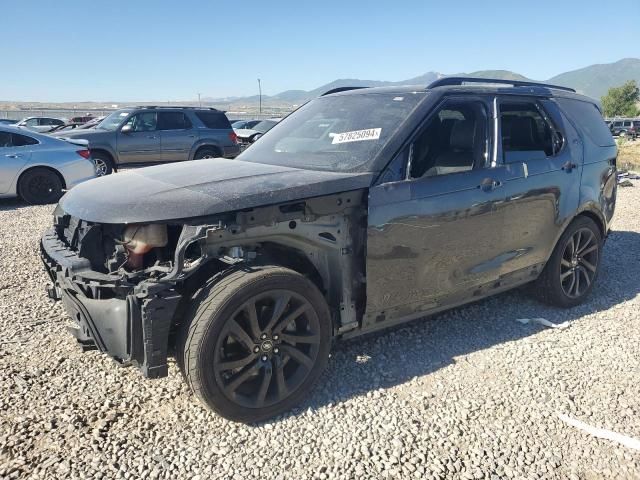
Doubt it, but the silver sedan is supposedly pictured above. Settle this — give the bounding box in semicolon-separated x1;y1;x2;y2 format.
0;126;96;204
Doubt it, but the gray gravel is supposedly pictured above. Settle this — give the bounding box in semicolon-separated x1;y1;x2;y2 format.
1;187;640;480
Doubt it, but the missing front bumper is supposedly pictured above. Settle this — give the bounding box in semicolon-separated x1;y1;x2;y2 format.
40;229;181;379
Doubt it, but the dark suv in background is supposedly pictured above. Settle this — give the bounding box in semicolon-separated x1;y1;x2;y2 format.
55;106;240;175
42;78;616;422
609;118;639;139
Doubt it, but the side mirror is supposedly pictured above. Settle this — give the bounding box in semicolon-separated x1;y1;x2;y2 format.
121;124;132;134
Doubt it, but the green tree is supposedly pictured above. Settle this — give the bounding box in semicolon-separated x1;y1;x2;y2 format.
601;80;640;117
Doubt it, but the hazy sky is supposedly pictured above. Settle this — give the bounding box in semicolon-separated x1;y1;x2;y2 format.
3;0;638;102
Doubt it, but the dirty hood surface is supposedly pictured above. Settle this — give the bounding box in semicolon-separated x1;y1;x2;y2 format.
60;159;374;224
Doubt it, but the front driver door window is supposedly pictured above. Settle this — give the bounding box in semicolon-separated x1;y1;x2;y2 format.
364;97;509;326
117;112;161;164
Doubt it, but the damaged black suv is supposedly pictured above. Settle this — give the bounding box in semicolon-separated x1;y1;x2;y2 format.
41;78;617;422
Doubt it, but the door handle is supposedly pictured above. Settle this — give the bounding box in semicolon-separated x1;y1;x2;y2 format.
5;154;22;158
479;178;503;192
147;135;157;139
562;161;577;172
187;135;196;138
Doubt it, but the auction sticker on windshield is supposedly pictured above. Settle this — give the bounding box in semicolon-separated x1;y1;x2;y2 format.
332;128;381;144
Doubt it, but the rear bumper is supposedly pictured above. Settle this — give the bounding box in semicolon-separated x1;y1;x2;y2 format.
60;158;97;189
223;145;241;158
40;228;180;378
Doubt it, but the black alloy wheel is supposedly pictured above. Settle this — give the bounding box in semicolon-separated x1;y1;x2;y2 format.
559;227;599;299
535;216;602;308
213;290;322;409
178;266;331;423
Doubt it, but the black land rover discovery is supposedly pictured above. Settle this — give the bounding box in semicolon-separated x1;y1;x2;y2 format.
41;78;617;422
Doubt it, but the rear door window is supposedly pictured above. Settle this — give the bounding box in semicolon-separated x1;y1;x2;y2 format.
195;111;232;129
556;98;615;147
499;101;563;162
157;112;192;130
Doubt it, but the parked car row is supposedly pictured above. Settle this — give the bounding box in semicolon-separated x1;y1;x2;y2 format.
1;106;278;204
53;106;241;175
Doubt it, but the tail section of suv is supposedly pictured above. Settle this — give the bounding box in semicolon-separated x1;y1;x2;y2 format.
54;106;240;175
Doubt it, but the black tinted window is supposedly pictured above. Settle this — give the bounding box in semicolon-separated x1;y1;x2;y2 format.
195;111;231;129
12;133;38;146
500;101;561;160
157;112;191;130
410;100;487;178
556;98;615;147
0;131;11;147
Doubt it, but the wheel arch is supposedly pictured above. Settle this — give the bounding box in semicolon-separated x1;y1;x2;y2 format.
17;165;66;196
91;148;117;168
190;142;223;159
257;242;326;295
540;205;606;269
575;208;606;239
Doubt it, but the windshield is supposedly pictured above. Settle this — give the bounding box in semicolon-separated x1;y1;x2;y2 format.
97;110;133;131
238;92;425;172
253;120;278;133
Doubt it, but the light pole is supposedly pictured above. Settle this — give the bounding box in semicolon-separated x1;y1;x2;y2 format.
197;93;202;108
257;78;262;115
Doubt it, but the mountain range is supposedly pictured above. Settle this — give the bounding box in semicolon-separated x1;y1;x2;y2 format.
208;58;640;107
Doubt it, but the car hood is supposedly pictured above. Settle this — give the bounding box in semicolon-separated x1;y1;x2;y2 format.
234;128;259;138
59;159;374;224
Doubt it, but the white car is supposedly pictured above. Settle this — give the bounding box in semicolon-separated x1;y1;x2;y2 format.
15;116;67;133
0;125;96;204
235;118;282;146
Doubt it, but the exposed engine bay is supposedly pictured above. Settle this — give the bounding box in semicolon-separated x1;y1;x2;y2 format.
43;191;367;378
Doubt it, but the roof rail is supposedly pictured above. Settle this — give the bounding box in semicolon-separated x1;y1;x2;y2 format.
427;77;576;93
321;86;368;96
135;105;221;111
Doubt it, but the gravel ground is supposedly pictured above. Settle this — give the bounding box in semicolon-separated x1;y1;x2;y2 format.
1;186;639;480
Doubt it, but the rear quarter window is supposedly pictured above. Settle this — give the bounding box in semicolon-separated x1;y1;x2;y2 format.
556;98;615;147
12;133;39;146
194;111;232;129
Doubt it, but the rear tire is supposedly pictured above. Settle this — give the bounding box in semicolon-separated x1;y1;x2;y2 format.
534;216;602;308
93;152;114;176
177;266;331;423
18;168;64;205
194;147;222;159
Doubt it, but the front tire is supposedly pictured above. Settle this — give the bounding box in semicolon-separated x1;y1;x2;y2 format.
535;216;602;308
177;266;332;423
18;168;64;205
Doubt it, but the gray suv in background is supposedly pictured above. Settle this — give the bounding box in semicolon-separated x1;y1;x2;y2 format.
54;106;240;175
